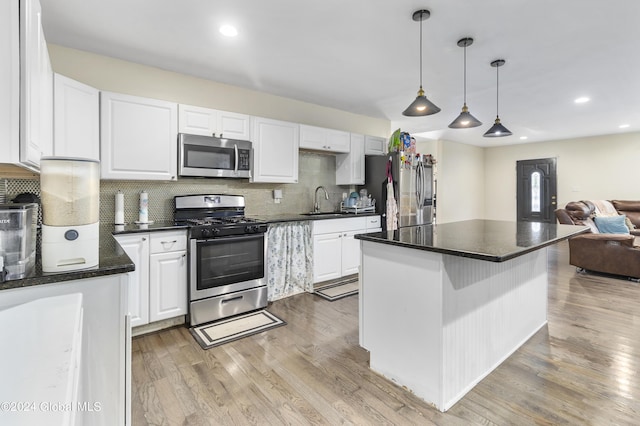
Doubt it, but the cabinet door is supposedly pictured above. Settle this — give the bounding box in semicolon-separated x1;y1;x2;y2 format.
341;230;362;276
313;233;342;283
365;135;386;156
149;251;187;322
300;125;350;153
251;117;299;183
0;0;19;164
178;104;216;136
53;74;99;160
101;92;178;180
218;110;251;140
114;234;150;327
336;133;365;185
20;0;53;168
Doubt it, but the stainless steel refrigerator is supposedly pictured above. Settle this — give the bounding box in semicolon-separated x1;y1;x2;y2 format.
363;152;434;231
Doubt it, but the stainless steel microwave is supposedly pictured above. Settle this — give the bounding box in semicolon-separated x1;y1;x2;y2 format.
178;133;252;178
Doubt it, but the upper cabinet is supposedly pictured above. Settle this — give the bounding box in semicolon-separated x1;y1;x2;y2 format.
101;91;178;180
336;133;365;185
20;0;53;169
0;0;52;170
251;117;299;183
53;74;100;161
300;124;350;153
365;135;387;156
178;104;251;140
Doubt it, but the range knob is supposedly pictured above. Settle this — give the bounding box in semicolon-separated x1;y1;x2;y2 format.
201;228;211;238
245;225;257;233
211;227;221;236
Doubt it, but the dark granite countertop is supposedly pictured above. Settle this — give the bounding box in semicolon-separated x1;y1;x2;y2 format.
1;226;135;292
355;219;589;262
111;221;188;235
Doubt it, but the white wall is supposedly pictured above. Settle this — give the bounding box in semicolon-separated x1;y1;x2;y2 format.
432;139;485;224
47;44;390;138
484;132;640;221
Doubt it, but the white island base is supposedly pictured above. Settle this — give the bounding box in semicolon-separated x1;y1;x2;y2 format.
359;240;548;412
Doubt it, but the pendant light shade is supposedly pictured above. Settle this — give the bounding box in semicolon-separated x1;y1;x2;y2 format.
483;59;512;137
449;37;482;128
402;10;440;117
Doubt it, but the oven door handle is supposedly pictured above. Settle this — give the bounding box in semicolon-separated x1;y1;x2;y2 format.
221;295;244;304
234;144;239;175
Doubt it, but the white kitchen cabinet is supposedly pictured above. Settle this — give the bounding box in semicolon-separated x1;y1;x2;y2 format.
336;133;365;185
251;116;299;183
0;0;52;171
115;230;187;328
365;135;387;156
20;0;53;169
149;231;187;323
0;0;20;166
0;273;130;426
300;124;350;153
114;233;150;327
101;91;178;180
53;73;100;160
178;104;251;140
312;215;380;283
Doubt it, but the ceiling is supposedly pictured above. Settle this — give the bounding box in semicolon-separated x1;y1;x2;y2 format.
40;0;640;147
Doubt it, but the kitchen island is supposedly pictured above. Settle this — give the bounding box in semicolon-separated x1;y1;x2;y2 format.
355;219;588;411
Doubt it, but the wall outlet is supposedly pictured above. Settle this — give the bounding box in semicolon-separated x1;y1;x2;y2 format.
342;192;348;200
273;189;283;203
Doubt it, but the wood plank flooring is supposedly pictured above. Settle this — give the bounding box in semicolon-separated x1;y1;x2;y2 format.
131;241;640;425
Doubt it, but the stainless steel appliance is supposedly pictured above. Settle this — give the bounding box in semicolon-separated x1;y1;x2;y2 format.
178;133;252;178
363;152;434;230
175;194;268;326
0;203;37;281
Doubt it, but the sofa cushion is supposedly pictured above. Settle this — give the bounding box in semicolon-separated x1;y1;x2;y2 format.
611;200;640;229
594;215;630;234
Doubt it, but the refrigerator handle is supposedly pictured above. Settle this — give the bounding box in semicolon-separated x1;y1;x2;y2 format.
415;161;423;207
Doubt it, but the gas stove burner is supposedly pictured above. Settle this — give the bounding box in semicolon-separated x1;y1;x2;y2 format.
174;194;267;239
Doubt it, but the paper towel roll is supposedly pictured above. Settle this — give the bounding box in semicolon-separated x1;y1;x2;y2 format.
115;191;125;224
139;191;148;223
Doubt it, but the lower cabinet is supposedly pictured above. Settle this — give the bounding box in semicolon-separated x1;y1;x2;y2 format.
115;230;187;328
312;216;381;283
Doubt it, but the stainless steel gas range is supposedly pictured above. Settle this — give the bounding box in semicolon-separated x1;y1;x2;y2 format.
174;194;268;326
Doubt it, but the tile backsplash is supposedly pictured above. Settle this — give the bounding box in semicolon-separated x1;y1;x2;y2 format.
2;151;353;224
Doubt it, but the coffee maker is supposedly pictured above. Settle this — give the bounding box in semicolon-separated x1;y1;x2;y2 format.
0;203;37;281
40;157;100;272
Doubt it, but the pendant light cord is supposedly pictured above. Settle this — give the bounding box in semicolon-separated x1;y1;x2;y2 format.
463;43;467;105
495;63;500;117
419;12;423;89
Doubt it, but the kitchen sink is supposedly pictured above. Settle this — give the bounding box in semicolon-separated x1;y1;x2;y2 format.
301;212;348;217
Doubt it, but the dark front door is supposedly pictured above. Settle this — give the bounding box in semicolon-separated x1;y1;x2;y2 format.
516;158;557;223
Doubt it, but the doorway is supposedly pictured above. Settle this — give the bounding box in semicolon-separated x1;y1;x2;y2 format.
516;158;557;223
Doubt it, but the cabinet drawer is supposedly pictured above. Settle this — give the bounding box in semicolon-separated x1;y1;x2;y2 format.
366;216;381;230
313;217;367;235
150;230;187;254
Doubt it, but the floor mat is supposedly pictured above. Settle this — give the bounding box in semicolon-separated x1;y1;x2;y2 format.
314;278;359;301
190;310;286;350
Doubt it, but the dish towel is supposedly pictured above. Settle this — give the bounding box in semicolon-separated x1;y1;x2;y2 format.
386;158;398;232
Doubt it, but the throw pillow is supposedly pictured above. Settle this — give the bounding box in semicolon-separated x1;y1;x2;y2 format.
625;216;636;231
594;215;630;234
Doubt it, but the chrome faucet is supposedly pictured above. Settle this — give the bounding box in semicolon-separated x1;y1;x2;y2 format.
314;186;329;213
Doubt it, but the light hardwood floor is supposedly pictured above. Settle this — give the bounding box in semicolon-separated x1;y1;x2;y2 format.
131;241;640;425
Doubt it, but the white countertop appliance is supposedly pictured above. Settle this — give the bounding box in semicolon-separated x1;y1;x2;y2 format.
0;203;37;281
40;157;100;272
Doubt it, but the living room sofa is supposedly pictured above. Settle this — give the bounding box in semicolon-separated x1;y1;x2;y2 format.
555;200;640;280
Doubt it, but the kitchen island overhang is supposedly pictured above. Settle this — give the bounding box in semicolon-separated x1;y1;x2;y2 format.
355;220;588;412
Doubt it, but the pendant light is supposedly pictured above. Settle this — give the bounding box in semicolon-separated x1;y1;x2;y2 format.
449;37;482;128
402;9;440;117
483;59;512;137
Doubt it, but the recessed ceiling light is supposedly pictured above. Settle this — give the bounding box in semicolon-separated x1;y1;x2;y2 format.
619;124;630;129
219;25;238;37
520;136;528;140
574;97;590;104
